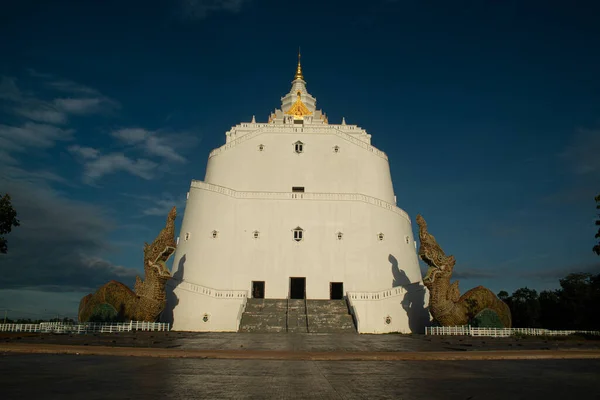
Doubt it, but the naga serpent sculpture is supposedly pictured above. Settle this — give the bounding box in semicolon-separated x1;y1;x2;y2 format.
78;207;177;323
417;214;511;328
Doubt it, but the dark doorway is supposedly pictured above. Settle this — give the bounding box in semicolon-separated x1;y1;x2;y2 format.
252;281;265;299
290;277;306;299
330;282;344;300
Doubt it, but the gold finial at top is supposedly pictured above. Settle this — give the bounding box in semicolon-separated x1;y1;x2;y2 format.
294;48;304;80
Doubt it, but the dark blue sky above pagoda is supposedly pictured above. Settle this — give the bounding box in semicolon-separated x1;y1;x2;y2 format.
0;0;599;318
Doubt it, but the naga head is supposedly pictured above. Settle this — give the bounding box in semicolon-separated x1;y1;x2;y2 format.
147;259;173;282
143;206;177;280
416;214;456;288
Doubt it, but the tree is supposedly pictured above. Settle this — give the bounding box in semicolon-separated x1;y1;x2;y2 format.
508;287;541;328
558;272;597;330
499;272;600;330
0;193;20;254
497;290;509;302
594;194;600;256
539;290;562;329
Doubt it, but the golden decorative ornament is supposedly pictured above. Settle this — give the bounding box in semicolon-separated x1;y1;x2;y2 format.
285;91;312;118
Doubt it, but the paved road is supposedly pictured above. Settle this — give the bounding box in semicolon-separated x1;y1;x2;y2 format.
3;331;600;352
1;354;600;399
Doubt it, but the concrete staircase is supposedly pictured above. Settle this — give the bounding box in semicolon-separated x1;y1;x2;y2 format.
306;300;356;333
239;298;356;333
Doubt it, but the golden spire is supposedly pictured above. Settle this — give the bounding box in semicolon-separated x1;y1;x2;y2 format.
294;48;304;80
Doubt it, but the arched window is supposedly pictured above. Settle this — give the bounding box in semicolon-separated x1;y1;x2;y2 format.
377;232;385;241
253;230;260;239
336;232;343;240
294;141;304;154
211;230;219;239
293;227;304;242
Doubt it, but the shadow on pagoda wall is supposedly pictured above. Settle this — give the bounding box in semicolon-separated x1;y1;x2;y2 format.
390;254;431;333
161;254;186;324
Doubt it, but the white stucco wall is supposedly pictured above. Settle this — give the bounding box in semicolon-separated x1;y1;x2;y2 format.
165;77;428;333
166;280;247;332
205;126;395;203
172;183;420;298
348;285;431;334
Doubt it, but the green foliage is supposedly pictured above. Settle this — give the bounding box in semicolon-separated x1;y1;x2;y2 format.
0;193;20;254
501;272;600;330
502;287;541;328
470;308;505;328
88;303;121;323
497;290;509;301
594;194;600;256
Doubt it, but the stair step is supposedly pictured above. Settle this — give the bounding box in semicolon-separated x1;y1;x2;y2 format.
238;299;356;333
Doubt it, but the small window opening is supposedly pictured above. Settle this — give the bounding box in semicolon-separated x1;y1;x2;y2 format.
336;232;343;240
252;281;265;298
333;146;340;153
293;227;304;242
258;144;265;151
330;282;344;300
185;232;190;241
253;230;260;239
294;141;304;153
211;230;219;239
405;235;410;244
292;186;305;193
377;232;385;241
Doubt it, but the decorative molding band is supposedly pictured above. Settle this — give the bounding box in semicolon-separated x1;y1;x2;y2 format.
169;279;248;299
190;180;410;221
209;125;387;160
347;284;426;301
347;287;408;301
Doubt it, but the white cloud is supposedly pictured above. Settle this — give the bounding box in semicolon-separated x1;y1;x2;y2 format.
13;103;67;124
121;192;186;217
111;127;149;143
142;196;184;216
144;135;187;163
45;79;100;96
54;97;119;115
0;122;74;152
68;144;100;159
0;74;120;129
0;73;119;127
68;146;158;183
0;172;139;293
112;127;189;163
83;153;157;182
180;0;249;19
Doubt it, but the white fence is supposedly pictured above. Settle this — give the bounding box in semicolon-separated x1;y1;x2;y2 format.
0;321;170;334
425;326;600;337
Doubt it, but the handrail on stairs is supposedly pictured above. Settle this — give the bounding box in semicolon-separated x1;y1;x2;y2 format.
304;297;310;333
286;298;289;333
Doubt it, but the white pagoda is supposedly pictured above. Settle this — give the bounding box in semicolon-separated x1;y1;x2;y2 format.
165;55;429;333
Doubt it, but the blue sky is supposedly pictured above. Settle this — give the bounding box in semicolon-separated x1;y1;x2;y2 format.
0;0;599;319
